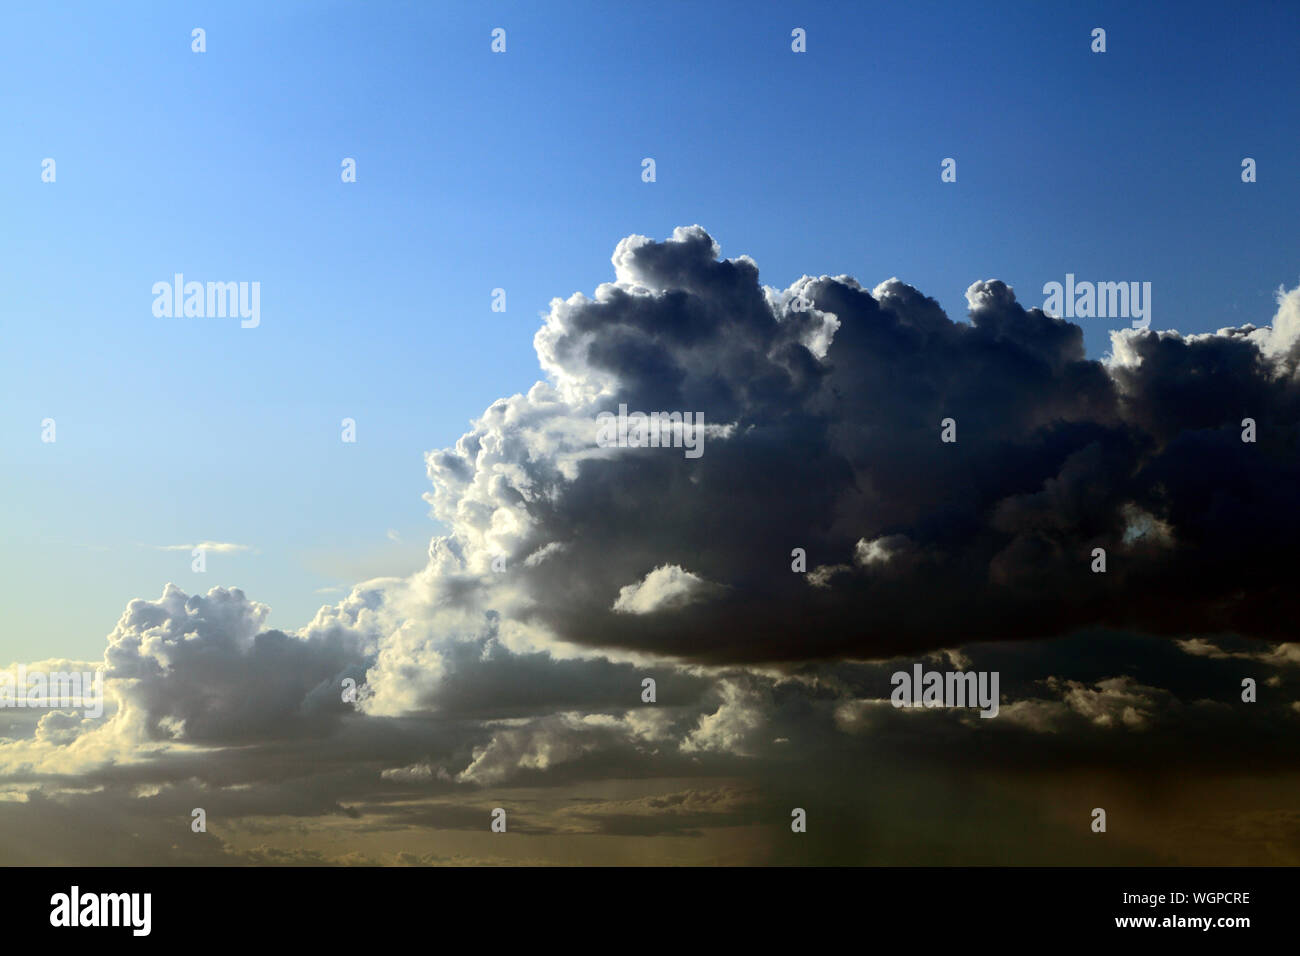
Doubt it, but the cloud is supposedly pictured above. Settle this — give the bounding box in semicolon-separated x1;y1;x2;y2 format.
415;225;1300;666
681;677;770;756
611;565;720;615
1000;676;1177;733
101;583;369;742
380;762;451;784
9;226;1300;864
564;785;760;836
1177;637;1300;668
153;541;254;554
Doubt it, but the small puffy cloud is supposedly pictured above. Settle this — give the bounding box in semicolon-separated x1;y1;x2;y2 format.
681;677;770;757
1000;676;1176;732
612;565;719;615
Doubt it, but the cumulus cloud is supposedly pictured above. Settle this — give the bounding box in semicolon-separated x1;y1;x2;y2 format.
101;584;369;743
414;225;1300;664
381;762;451;784
611;565;720;615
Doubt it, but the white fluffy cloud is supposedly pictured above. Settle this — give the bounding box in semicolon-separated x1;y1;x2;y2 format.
612;565;720;615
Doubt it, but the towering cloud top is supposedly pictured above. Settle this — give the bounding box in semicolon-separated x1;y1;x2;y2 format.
426;225;1300;663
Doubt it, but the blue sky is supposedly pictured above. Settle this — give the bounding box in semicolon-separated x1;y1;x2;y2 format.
2;0;1296;661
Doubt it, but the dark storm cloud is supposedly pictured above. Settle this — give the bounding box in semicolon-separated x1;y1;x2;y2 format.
441;226;1300;662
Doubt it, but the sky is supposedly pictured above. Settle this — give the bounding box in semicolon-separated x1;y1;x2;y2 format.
2;1;1299;866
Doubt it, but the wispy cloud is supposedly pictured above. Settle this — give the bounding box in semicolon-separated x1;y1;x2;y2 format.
150;541;254;554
